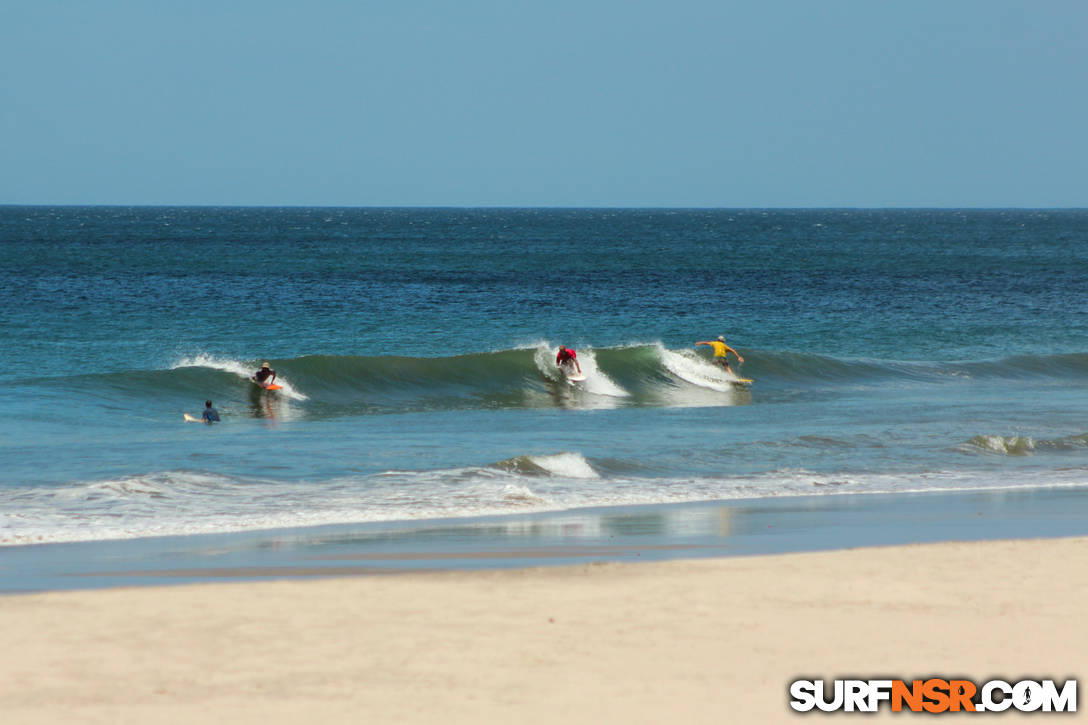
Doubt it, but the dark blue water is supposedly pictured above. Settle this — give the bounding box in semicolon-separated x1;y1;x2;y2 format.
3;207;1088;546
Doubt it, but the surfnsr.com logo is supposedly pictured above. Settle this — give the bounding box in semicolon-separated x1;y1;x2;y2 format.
789;678;1077;713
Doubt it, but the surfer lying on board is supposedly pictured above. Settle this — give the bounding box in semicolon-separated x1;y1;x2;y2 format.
252;362;277;388
556;345;582;375
202;400;220;424
695;336;744;375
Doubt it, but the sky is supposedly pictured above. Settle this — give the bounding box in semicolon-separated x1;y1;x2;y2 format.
2;1;1086;207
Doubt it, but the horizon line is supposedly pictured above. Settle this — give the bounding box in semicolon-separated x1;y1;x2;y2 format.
2;203;1087;211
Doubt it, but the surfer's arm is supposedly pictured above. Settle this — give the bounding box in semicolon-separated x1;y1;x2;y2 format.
694;341;710;346
726;346;744;363
575;360;582;373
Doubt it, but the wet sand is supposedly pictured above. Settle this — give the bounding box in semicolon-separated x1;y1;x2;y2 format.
7;486;1088;593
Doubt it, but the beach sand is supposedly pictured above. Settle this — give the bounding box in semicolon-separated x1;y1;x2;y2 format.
1;537;1084;723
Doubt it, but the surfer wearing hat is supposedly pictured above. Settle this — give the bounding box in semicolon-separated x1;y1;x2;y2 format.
252;362;277;388
695;336;744;375
556;345;582;376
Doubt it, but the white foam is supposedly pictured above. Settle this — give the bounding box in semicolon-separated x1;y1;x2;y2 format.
533;345;564;382
528;452;600;479
966;435;1035;456
502;483;548;503
657;344;741;392
5;465;1088;547
172;354;308;400
533;344;629;397
574;348;630;397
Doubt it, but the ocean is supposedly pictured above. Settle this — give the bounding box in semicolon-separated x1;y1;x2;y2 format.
3;207;1088;551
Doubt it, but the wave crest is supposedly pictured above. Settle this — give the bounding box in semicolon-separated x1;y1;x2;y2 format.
21;345;1088;415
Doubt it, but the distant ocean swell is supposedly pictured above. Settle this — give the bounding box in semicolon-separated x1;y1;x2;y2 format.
4;449;1088;546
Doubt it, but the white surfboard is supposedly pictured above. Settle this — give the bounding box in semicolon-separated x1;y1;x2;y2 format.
560;362;586;383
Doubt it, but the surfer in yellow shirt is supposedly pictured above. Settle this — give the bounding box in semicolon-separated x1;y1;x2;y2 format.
695;335;744;375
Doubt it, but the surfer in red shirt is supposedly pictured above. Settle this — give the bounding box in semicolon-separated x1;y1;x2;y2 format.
556;345;582;375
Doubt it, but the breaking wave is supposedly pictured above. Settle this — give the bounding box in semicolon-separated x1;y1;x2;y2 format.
17;345;1088;415
5;453;1088;546
960;432;1088;456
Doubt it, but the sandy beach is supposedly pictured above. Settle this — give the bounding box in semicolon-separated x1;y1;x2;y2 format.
1;536;1084;723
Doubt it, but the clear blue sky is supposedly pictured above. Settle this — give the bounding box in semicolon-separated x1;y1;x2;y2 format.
2;1;1086;207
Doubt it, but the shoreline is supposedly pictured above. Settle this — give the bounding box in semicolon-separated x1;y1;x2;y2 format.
4;484;1088;593
1;535;1084;723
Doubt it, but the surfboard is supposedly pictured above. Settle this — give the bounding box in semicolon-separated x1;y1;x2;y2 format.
731;378;754;385
559;363;586;383
183;413;202;422
253;379;283;391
